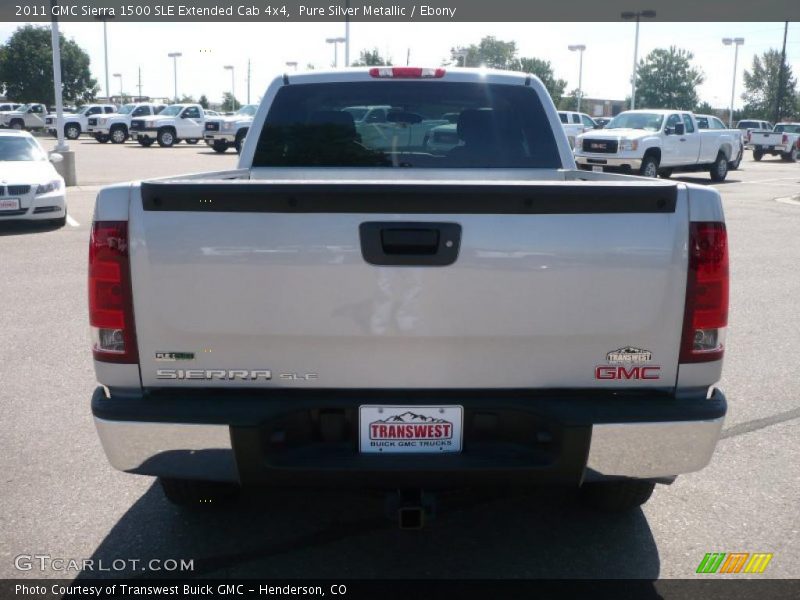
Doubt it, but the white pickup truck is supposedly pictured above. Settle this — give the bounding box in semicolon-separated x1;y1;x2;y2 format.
203;104;258;153
558;110;598;148
129;103;206;147
44;104;117;140
89;67;728;519
87;102;168;144
575;109;742;181
747;123;800;162
1;103;48;130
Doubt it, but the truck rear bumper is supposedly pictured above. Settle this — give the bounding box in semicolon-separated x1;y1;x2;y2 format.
91;387;726;487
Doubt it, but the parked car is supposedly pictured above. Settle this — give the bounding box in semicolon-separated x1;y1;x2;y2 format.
558;110;598;147
203;104;258;153
575;109;742;181
89;67;728;517
44;104;117;140
747;123;800;162
736;119;773;148
0;130;66;226
87;103;167;144
1;103;48;130
694;114;745;170
129;103;206;147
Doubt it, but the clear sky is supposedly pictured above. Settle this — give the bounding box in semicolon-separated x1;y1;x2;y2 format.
1;21;797;109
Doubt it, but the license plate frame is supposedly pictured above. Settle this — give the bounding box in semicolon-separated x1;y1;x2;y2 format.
359;405;463;454
0;198;20;211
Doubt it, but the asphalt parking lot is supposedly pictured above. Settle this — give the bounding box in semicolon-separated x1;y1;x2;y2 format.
1;140;799;581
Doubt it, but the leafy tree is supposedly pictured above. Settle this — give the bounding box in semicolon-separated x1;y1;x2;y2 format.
351;49;392;67
695;101;714;114
178;94;196;103
634;46;704;110
198;94;209;109
447;37;567;105
0;24;97;103
518;57;567;107
221;92;240;112
449;36;517;69
742;49;798;121
305;63;315;70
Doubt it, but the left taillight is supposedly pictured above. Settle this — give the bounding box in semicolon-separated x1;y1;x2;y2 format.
88;220;138;363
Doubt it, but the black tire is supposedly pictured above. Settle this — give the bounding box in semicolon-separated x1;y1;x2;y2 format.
729;147;743;170
639;154;659;178
579;480;656;512
157;128;176;148
64;123;80;140
10;119;24;130
234;130;247;154
781;146;798;162
752;149;763;161
710;152;729;182
159;477;240;508
212;140;229;153
94;133;109;143
110;126;128;144
138;137;154;147
185;138;199;145
658;168;673;179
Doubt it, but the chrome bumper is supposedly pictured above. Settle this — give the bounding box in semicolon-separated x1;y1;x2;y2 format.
585;417;724;481
94;418;239;482
204;133;236;142
575;155;643;170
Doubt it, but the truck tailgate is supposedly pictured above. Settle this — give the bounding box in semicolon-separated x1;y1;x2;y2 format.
129;180;688;390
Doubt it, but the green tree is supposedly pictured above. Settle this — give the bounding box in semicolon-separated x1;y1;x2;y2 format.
0;24;97;104
447;37;567;105
634;46;704;110
221;92;240;112
695;101;714;114
742;49;798;121
449;36;517;69
518;57;567;107
178;94;196;103
198;94;209;109
351;49;392;67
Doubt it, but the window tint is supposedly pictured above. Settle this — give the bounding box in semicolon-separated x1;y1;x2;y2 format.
711;118;725;130
666;114;682;129
774;124;800;134
132;106;149;117
558;113;568;124
580;114;595;128
696;117;709;129
87;107;102;115
30;105;43;113
104;107;114;113
571;114;581;124
682;114;695;133
254;81;561;169
182;106;201;119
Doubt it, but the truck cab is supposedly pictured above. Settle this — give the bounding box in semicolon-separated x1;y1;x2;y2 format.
129;104;205;147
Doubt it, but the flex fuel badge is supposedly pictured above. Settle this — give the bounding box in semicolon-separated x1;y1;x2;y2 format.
595;346;661;380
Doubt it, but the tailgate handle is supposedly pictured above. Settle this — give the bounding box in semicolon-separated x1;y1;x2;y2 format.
381;228;439;255
360;222;461;266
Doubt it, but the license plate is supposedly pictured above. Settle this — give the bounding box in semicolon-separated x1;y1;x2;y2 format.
359;405;463;454
592;166;603;172
0;198;20;211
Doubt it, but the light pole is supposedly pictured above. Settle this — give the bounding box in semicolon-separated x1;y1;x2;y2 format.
621;10;656;110
94;15;114;102
568;44;586;113
326;37;346;68
113;73;122;100
167;52;182;103
722;37;745;128
224;65;235;110
285;61;298;71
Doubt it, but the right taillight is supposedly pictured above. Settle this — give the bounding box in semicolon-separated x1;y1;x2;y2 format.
88;221;138;363
680;222;729;363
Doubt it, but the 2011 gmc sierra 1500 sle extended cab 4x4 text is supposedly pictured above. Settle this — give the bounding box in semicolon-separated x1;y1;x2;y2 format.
89;67;728;517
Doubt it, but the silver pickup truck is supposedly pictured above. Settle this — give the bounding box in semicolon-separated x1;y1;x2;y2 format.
89;68;728;519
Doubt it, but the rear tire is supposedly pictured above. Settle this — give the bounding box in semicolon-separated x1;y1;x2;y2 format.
94;133;110;143
710;152;729;182
157;129;175;148
639;155;659;178
138;137;153;147
579;480;656;512
729;147;743;170
185;138;199;145
234;130;246;154
10;119;24;130
781;147;798;162
64;124;80;140
658;168;673;179
212;140;229;153
752;149;763;161
159;477;240;508
110;126;128;144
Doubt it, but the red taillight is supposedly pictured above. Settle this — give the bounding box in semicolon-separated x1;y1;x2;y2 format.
680;222;729;363
368;67;445;79
747;131;752;142
782;133;789;144
89;221;138;363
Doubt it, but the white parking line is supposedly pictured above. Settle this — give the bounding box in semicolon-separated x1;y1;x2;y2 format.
66;215;80;227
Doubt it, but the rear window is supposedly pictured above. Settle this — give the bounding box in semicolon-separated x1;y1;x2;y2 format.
774;124;800;134
254;81;561;169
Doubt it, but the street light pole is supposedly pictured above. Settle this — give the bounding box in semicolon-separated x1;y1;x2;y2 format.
621;10;656;110
167;52;182;103
344;0;350;67
285;61;298;71
568;44;586;113
326;37;346;68
50;2;67;154
224;65;235;110
113;73;122;100
722;37;745;128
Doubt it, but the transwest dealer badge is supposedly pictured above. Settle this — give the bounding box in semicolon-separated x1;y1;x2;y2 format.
359;406;463;454
596;347;661;380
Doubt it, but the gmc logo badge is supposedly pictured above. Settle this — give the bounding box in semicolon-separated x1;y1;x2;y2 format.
595;366;661;380
590;143;605;149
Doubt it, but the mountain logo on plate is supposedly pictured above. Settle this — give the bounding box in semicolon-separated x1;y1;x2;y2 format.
369;411;453;441
606;346;652;363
